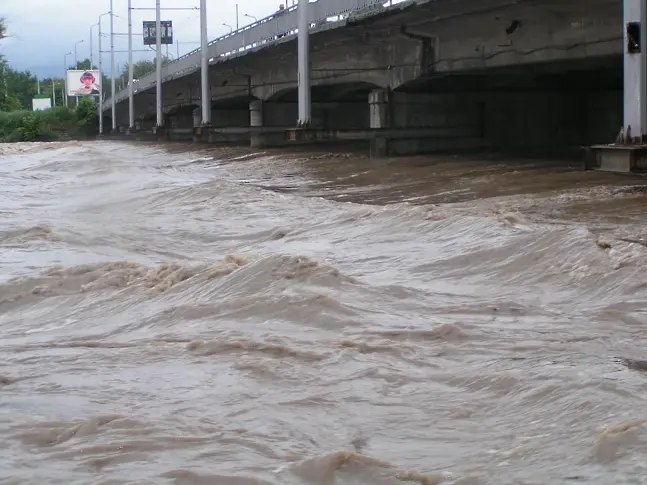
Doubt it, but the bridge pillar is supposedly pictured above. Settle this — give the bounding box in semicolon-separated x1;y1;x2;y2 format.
622;0;647;144
589;0;647;171
250;100;265;148
369;89;390;158
192;107;212;144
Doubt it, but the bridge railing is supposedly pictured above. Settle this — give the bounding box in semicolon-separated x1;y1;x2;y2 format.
104;0;393;109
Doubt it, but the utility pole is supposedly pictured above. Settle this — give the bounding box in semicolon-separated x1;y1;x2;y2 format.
74;39;84;107
99;18;103;134
200;0;210;126
128;0;135;132
110;0;117;132
155;0;163;128
297;0;311;126
63;52;72;106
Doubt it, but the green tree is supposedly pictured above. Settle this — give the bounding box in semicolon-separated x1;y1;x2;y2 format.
75;96;98;129
40;77;65;106
0;17;6;59
0;64;37;110
121;56;170;80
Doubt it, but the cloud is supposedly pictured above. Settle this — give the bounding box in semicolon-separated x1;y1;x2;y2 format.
1;0;290;77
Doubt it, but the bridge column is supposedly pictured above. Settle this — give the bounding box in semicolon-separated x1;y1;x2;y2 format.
369;89;390;158
622;0;647;144
589;0;647;171
193;107;212;144
250;100;265;148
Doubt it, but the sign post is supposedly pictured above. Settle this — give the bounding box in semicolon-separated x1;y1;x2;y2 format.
142;11;174;129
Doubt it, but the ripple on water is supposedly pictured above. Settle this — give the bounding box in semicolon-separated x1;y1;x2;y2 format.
1;141;647;485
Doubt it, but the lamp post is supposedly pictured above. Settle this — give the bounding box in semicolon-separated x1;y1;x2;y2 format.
74;40;84;70
63;51;72;106
110;0;117;132
128;0;135;132
98;11;111;135
73;39;85;106
155;0;163;129
222;23;233;33
244;13;257;23
90;23;98;68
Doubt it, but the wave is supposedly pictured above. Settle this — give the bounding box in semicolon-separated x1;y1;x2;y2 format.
0;225;58;245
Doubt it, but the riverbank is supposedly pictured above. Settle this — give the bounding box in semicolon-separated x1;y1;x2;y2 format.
0;102;97;143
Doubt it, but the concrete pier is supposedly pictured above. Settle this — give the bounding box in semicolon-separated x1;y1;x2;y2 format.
588;0;647;172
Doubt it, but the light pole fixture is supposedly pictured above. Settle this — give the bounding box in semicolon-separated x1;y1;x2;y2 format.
74;40;84;69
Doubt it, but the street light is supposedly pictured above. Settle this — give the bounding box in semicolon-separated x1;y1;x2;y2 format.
90;23;98;68
98;11;111;135
63;52;72;106
74;40;84;69
222;23;233;33
110;0;117;132
244;13;257;23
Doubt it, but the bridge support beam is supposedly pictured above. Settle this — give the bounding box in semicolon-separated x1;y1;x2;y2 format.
369;89;390;158
589;0;647;172
193;106;212;144
250;100;265;148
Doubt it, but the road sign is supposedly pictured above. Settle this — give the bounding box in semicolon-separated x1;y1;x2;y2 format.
143;20;173;45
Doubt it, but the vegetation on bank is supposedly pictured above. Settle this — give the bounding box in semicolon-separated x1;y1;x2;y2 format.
0;97;99;142
0;16;167;142
0;17;101;142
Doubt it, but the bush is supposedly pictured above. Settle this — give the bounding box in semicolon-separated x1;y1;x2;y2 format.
75;96;98;126
0;102;96;142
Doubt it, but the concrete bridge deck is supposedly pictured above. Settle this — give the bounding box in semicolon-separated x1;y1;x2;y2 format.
104;0;626;158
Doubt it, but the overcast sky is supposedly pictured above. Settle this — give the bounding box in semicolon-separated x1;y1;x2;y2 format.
2;0;293;78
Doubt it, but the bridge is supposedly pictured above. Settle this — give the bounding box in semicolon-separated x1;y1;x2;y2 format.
103;0;647;169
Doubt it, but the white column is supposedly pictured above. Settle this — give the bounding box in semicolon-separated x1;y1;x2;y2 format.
369;89;389;129
98;21;103;134
250;100;263;127
250;99;264;148
155;0;163;128
297;0;311;127
128;0;135;131
200;0;211;126
623;0;647;143
110;0;116;132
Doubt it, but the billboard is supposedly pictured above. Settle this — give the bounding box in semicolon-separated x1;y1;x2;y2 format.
32;97;52;111
143;20;173;45
66;70;101;96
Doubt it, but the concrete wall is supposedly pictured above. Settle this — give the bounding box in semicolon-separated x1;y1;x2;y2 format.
212;109;249;128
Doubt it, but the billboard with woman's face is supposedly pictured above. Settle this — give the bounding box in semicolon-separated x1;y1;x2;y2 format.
66;70;101;96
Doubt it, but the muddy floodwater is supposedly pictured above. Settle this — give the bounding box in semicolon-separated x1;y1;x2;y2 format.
1;141;647;485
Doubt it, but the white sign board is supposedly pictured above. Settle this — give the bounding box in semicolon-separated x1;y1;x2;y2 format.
32;98;52;111
66;70;101;96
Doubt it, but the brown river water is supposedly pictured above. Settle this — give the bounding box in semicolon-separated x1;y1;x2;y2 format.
1;141;647;485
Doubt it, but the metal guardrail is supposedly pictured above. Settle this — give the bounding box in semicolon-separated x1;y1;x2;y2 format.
104;0;395;110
